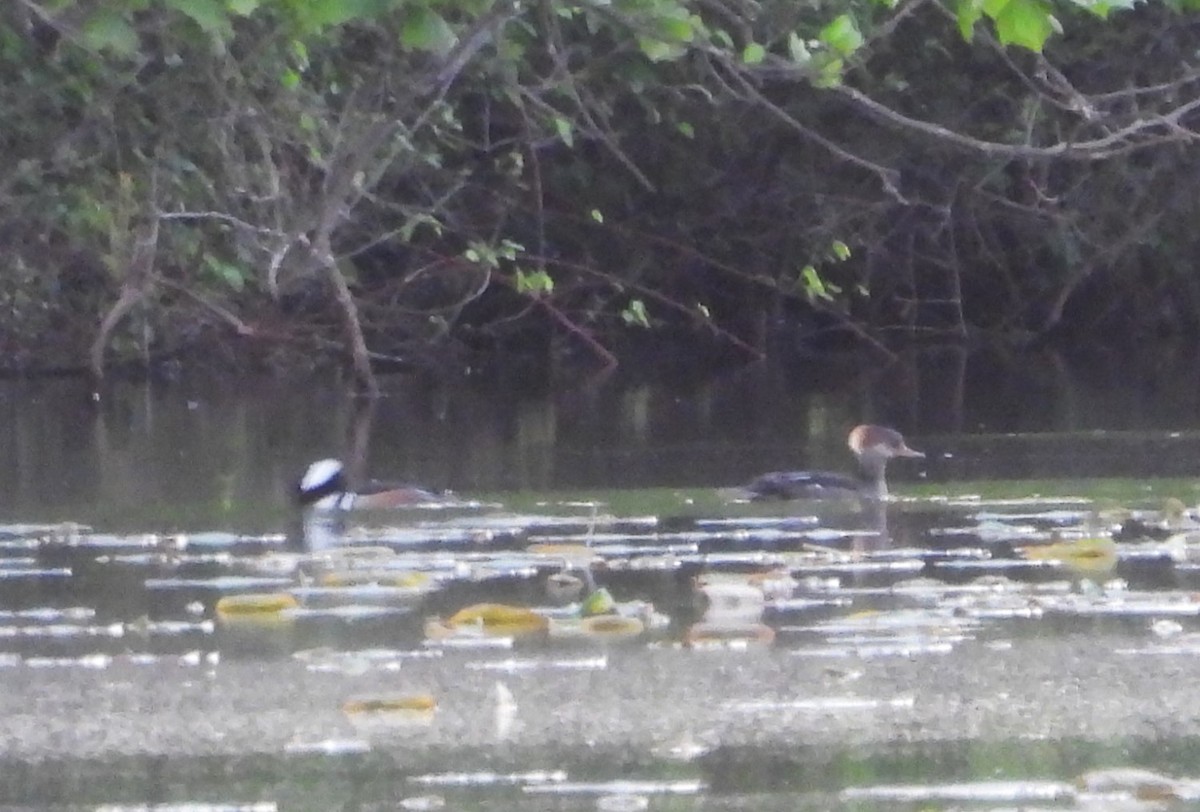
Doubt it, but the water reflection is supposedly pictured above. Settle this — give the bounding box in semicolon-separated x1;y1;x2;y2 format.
9;736;1200;810
5;346;1200;530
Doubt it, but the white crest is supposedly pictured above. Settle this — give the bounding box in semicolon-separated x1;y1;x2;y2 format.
300;458;344;492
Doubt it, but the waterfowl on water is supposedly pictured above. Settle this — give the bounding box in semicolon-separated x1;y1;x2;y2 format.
740;424;924;501
296;458;447;510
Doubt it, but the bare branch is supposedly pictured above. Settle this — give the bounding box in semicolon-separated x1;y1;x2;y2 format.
831;83;1200;160
711;55;905;199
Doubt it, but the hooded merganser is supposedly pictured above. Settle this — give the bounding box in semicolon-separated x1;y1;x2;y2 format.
741;424;924;501
297;458;448;510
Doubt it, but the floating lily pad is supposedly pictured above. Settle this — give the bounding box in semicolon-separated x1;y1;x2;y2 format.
580;615;645;639
684;621;775;649
342;693;437;714
319;569;431;588
1019;537;1117;576
525;543;599;561
342;693;437;730
550;615;646;642
214;592;299;623
444;603;549;637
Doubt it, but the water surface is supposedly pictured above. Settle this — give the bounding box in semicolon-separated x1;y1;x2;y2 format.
5;347;1200;810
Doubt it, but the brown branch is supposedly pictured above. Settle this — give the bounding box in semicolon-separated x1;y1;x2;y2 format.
527;8;656;192
309;233;378;396
291;7;517;393
90;280;145;381
711;56;905;200
91;170;160;382
532;254;767;361
537;298;618;369
1037;209;1166;334
831;84;1200;160
154;277;257;337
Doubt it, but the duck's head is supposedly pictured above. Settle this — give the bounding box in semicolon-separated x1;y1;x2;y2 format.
848;425;924;463
297;458;349;507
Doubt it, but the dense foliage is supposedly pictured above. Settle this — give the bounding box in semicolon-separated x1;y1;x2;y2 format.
5;0;1200;388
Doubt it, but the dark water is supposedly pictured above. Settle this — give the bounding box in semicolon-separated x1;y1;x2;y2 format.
6;343;1200;527
6;346;1200;810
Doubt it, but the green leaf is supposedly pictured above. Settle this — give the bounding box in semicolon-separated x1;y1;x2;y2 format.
499;239;525;259
205;256;248;292
290;39;309;68
675;121;695;139
515;269;554;296
590;208;604;223
227;0;261;14
1068;0;1134;16
81;10;140;56
289;0;392;31
819;15;863;56
830;240;851;261
553;116;574;148
659;16;695;42
621;299;651;328
742;42;766;64
982;0;1013;18
638;36;685;62
991;0;1055;51
800;265;834;302
955;0;985;39
814;56;845;88
401;7;458;54
787;32;812;64
165;0;230;35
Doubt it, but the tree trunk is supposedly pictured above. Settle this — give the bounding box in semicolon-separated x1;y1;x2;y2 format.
312;233;378;397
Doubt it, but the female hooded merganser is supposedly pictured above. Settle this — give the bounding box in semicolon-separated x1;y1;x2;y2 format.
741;424;924;501
297;459;448;510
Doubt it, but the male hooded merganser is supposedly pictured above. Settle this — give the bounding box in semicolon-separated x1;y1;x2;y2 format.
741;424;924;501
297;458;448;510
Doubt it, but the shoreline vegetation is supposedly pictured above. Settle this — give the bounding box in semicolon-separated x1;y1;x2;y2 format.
6;1;1200;389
